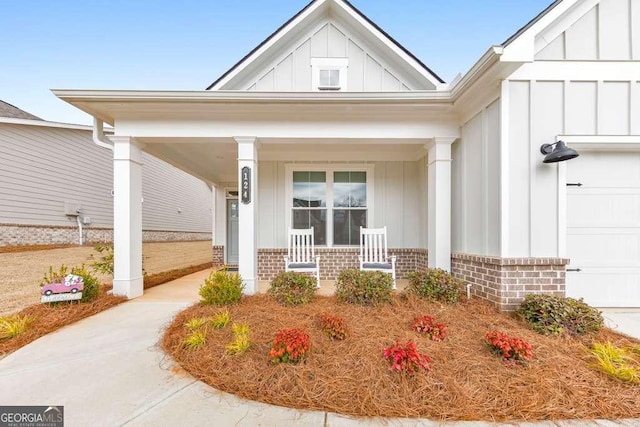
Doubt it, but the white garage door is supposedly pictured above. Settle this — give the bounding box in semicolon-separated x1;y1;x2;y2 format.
566;152;640;307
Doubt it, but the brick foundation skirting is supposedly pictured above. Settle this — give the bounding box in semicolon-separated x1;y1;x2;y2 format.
451;253;569;312
212;245;225;266
257;248;428;281
0;223;211;246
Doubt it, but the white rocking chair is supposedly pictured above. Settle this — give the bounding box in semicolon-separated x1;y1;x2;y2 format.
284;227;321;287
359;226;397;289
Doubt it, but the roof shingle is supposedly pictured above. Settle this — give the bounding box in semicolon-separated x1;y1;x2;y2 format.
0;100;42;120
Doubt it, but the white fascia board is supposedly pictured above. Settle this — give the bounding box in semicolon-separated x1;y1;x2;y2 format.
52;89;452;103
208;1;327;91
332;0;444;88
449;47;503;100
0;116;110;132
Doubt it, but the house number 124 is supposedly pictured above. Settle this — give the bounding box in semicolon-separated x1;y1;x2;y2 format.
241;167;251;204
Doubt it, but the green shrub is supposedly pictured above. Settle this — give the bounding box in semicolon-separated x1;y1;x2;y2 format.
268;272;317;306
199;268;244;306
406;269;462;304
516;294;603;336
40;264;100;303
335;269;393;306
91;245;114;275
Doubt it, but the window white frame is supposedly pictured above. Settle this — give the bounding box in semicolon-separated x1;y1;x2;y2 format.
285;163;374;247
311;58;348;92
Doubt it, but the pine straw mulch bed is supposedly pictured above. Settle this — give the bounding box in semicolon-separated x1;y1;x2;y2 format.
0;288;126;358
1;263;214;358
163;294;640;422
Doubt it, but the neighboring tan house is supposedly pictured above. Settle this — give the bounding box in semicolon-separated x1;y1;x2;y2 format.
55;0;640;310
0;100;213;246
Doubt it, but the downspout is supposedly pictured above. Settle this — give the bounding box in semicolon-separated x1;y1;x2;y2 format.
93;118;114;151
76;215;83;246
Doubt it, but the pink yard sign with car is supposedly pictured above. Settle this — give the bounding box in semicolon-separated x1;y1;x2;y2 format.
41;274;84;303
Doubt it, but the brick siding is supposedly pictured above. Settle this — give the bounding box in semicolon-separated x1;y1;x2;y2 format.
451;253;568;312
0;223;211;246
212;245;225;266
257;248;428;281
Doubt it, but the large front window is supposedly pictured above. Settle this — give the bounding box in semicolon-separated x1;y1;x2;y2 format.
291;168;369;246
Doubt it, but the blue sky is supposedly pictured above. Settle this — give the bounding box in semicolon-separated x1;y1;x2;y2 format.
1;0;551;125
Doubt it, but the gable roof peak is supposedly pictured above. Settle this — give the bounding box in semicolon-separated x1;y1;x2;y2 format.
207;0;444;91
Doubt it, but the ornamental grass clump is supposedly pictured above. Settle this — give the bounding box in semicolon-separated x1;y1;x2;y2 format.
317;313;347;340
383;340;431;374
590;342;640;384
406;269;462;304
412;315;447;342
268;272;317;306
210;308;232;329
485;331;534;366
0;315;32;340
268;328;310;364
335;269;393;306
182;330;207;351
226;323;251;355
199;268;244;306
516;294;603;336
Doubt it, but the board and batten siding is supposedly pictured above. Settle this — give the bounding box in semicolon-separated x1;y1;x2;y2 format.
242;21;431;92
451;99;501;257
536;0;640;61
0;123;212;233
257;160;427;249
506;77;640;258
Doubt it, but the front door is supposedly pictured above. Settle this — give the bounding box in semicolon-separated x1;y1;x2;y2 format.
227;199;239;264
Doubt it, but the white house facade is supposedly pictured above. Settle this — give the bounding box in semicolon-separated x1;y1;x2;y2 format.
54;0;640;310
0;101;213;246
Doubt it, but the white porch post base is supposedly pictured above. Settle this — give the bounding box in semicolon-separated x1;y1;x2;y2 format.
112;136;144;299
236;137;259;295
427;137;455;271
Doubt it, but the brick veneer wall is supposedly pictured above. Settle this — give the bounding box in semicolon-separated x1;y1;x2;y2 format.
212;245;225;266
0;223;211;246
451;253;569;312
258;248;428;281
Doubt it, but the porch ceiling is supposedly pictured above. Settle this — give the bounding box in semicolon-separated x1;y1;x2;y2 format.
139;138;431;184
53;90;460;184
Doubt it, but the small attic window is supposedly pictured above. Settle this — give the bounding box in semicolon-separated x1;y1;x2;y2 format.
319;69;341;91
311;58;348;92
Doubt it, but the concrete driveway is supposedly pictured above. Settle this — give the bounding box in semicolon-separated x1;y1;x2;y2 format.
0;271;638;426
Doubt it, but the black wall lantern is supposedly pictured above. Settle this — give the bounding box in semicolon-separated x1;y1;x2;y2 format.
540;140;579;163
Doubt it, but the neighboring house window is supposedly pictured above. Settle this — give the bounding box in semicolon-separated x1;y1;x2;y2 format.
289;166;372;247
311;58;348;92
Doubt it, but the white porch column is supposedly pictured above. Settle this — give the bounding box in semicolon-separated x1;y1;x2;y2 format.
427;137;455;271
111;136;144;299
236;137;259;294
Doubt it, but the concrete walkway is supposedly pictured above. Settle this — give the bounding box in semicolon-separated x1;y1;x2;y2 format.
0;271;638;427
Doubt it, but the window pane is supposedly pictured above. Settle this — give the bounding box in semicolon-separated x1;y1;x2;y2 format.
333;172;367;208
293;172;326;207
330;70;340;87
333;209;367;246
293;209;326;245
319;69;340;87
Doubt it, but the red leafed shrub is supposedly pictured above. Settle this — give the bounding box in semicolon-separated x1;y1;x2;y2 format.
317;313;347;340
485;331;534;366
383;340;432;374
411;315;447;341
268;328;310;364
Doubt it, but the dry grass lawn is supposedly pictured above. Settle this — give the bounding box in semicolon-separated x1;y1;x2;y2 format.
0;241;212;316
163;294;640;423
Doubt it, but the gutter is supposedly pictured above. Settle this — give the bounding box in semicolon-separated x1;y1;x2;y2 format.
449;46;503;101
93;118;113;151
